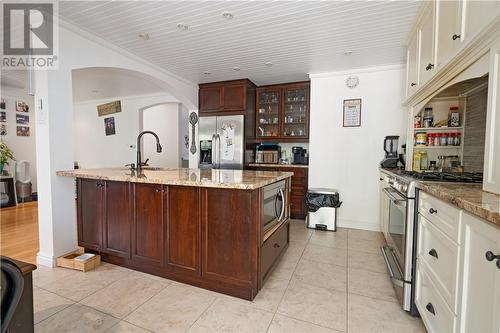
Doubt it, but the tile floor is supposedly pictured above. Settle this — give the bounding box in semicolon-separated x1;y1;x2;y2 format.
33;220;426;333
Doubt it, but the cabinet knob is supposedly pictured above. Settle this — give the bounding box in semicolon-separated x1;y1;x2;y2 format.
426;302;436;315
410;83;417;87
155;188;161;193
452;34;461;40
429;208;437;214
425;63;434;71
485;251;500;262
273;243;280;249
428;248;438;259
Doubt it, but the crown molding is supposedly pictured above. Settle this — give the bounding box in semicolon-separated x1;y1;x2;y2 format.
308;64;405;79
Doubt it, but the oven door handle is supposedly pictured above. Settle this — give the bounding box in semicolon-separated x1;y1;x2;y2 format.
383;188;407;205
381;246;405;286
277;188;285;221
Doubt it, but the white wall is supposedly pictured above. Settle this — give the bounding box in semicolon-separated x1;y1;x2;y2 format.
73;94;179;168
0;90;37;191
141;103;180;167
309;65;407;231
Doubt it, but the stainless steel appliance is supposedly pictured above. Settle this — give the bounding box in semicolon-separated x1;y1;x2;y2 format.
292;147;308;165
379;169;483;315
380;136;399;168
255;144;280;164
262;180;286;234
199;115;245;169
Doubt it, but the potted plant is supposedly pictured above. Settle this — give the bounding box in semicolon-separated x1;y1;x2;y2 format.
0;141;15;174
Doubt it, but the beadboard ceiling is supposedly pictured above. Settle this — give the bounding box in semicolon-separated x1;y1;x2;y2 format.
61;1;420;85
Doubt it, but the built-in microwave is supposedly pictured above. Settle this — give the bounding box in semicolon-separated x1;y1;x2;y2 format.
262;180;287;234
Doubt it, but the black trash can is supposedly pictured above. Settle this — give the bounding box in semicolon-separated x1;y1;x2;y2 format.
306;188;342;231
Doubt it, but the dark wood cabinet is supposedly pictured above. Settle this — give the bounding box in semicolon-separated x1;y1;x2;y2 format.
165;186;200;276
103;181;131;258
77;179;104;251
199;79;256;115
132;183;164;266
256;81;310;142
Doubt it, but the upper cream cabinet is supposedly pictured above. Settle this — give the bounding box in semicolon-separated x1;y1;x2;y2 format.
418;4;436;86
435;0;462;69
462;0;500;42
406;32;420;97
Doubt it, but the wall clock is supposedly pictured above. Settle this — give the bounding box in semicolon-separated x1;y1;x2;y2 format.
346;76;359;89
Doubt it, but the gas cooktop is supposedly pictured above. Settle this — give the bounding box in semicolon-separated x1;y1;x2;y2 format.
399;171;483;183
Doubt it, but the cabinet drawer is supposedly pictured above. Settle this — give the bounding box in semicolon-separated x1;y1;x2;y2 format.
261;221;289;280
416;263;457;333
418;191;462;243
418;215;460;313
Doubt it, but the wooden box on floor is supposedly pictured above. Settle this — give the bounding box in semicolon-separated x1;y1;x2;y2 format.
56;252;101;272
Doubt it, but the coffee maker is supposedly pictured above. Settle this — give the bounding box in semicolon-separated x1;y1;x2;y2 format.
292;147;308;165
380;136;399;168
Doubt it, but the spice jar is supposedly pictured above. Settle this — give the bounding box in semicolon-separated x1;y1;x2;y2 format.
434;133;441;146
447;132;455;146
440;133;448;146
454;132;461;146
423;107;434;128
427;133;434;146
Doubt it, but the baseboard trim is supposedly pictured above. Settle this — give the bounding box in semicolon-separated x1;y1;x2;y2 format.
337;219;381;232
36;253;57;268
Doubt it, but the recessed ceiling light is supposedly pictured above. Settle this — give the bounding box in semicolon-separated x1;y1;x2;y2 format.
232;67;240;71
203;71;211;75
177;23;189;30
264;62;273;67
138;32;150;40
222;12;234;20
344;51;353;56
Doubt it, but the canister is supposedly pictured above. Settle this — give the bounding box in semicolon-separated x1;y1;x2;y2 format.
415;132;427;146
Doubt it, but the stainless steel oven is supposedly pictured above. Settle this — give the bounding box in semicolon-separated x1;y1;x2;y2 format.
380;172;417;314
262;180;286;234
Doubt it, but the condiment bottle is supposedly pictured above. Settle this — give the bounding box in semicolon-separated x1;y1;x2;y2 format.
447;132;455;146
420;151;429;170
440;133;448;146
427;133;434;146
434;133;441;146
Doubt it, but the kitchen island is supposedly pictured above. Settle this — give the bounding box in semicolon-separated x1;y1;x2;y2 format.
57;168;293;300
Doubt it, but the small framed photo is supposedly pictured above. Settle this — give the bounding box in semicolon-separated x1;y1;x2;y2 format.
16;114;29;125
16;101;29;113
0;99;5;110
17;125;30;137
104;117;116;136
0;111;6;123
343;98;362;127
0;124;6;136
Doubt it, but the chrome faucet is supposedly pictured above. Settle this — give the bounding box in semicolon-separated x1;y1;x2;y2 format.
134;131;162;170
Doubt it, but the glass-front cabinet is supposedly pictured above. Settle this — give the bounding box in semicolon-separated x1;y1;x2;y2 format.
283;85;308;138
256;82;310;141
257;89;281;138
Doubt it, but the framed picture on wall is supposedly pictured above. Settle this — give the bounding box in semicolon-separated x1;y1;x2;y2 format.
0;111;6;123
343;98;362;127
16;101;29;113
16;114;29;125
0;124;6;136
0;99;5;110
104;117;116;136
16;126;30;137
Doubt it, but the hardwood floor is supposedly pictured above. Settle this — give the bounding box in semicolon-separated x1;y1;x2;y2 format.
0;202;39;264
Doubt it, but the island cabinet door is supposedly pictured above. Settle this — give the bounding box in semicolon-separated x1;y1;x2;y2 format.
164;186;201;276
77;179;104;251
132;183;164;266
102;181;131;258
201;188;260;295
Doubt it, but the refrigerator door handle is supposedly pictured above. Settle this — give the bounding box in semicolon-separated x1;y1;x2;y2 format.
216;134;221;168
211;134;217;169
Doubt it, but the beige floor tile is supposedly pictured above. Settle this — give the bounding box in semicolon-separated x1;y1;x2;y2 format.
348;229;384;242
34;303;119;333
41;263;129;301
124;282;216;333
290;227;312;245
223;274;290;312
292;259;347;292
107;321;151;333
268;314;342;333
348;268;396;302
309;230;347;249
267;255;300;281
348;249;387;274
33;286;74;324
188;298;274;333
347;236;384;255
80;274;167;318
348;294;425;333
33;266;79;288
277;279;347;331
302;244;347;267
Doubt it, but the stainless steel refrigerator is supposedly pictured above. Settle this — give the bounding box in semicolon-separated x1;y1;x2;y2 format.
198;115;245;169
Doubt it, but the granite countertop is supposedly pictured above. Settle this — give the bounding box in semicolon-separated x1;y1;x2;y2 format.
56;168;293;190
417;183;500;227
247;163;309;169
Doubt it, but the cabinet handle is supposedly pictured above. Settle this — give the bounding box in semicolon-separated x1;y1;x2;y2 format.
485;251;500;261
273;243;280;249
155;188;161;193
426;302;436;315
410;83;417;87
425;63;434;71
428;248;438;259
429;208;437;214
452;34;461;40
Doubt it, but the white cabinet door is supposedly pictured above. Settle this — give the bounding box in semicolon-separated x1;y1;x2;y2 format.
459;213;500;333
463;0;500;42
435;0;462;69
419;4;437;86
407;32;420;97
